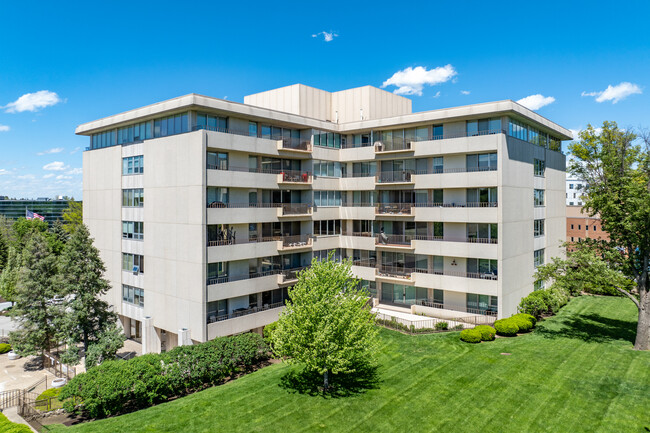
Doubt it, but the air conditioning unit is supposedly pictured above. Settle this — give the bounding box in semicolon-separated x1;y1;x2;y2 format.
132;265;139;274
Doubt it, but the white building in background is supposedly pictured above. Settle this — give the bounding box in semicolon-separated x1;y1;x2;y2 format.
78;84;571;354
566;176;587;206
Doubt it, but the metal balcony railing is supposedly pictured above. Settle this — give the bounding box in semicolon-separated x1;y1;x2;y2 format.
207;301;285;324
375;171;419;183
279;170;312;183
206;164;311;182
206;269;281;286
281;137;312;151
374;235;497;245
377;265;498;281
376;203;412;215
419;300;498;318
281;267;305;282
281;203;312;215
281;235;312;248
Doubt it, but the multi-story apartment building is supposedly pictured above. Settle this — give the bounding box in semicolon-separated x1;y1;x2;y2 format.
78;84;571;354
566;176;587;206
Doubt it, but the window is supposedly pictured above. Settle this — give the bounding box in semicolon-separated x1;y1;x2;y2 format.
249;122;258;137
314;248;341;262
586;225;589;231
117;122;152;145
534;219;545;237
352;133;371;147
467;187;498;206
571;224;574;229
207;187;229;206
207;262;228;281
313;130;342;149
569;184;574;189
569;201;574;206
466;293;498;313
122;285;144;307
91;130;115;150
352;162;377;177
314;191;341;207
154;112;189;137
466;118;501;136
508;117;562;151
534;280;545;291
122;253;144;274
433;289;444;305
195;113;227;132
578;224;581;230
467;258;498;276
534;189;545;206
534;159;545;176
313;160;342;178
207;152;228;170
466;223;498;242
534;249;545;268
432;124;443;140
122;221;144;240
122;189;144;207
466;153;497;171
313;220;341;236
122;156;144;175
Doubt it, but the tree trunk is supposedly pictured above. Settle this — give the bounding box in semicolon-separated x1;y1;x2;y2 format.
634;286;650;351
323;370;329;390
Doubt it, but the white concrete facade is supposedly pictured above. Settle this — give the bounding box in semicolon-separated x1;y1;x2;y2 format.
566;176;587;206
80;84;570;353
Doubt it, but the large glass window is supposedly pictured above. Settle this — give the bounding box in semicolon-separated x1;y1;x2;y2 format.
466;118;501;136
122;156;144;175
207;152;228;170
313;160;342;178
117;122;152;145
534;249;545;268
91;130;115;150
466;293;498;313
207;187;229;206
314;191;341;207
195;113;227;132
313;220;341;236
466;153;497;171
122;189;144;207
432;124;443;140
122;285;144;307
534;219;545;237
534;189;545;206
534;159;546;176
466;188;497;205
154;113;189;137
467;223;498;242
467;258;497;276
122;221;144;240
122;253;144;274
508;117;562;152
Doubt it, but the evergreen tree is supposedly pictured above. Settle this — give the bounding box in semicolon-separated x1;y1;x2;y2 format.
0;246;21;305
273;253;378;390
0;228;8;274
9;233;60;356
57;225;123;366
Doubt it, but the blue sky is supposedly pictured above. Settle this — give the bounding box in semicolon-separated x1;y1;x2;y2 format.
1;0;648;199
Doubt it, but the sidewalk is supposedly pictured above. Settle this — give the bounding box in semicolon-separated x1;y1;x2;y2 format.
2;406;38;432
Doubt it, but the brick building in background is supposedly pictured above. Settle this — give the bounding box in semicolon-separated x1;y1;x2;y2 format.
566;206;609;250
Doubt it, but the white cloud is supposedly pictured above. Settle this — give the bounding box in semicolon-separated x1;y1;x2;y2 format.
569;127;603;140
0;124;9;132
0;169;10;176
56;175;72;180
432;91;441;98
381;65;457;96
312;31;338;42
4;90;62;113
516;94;556;110
43;161;67;171
16;174;35;180
460;90;471;95
66;168;82;175
43;173;54;179
581;82;642;104
69;147;81;154
37;147;64;155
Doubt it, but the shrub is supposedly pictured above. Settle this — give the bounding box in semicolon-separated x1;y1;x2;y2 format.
494;319;519;336
546;288;569;313
510;316;533;333
263;322;278;348
460;328;482;343
435;321;449;330
36;387;63;411
474;325;496;341
0;343;11;354
0;412;32;433
59;333;268;418
453;324;464;331
512;313;537;327
518;291;549;318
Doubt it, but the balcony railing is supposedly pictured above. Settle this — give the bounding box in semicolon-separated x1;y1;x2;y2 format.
374;140;413;152
352;259;377;268
375;234;497;245
281;235;312;248
376;171;422;183
279;170;312;183
281;203;312;215
281;267;305;282
207;234;312;247
377;265;498;281
281;137;312;151
419;300;498;317
207;301;285;324
376;203;412;215
206;269;280;286
206;164;311;182
341;129;506;150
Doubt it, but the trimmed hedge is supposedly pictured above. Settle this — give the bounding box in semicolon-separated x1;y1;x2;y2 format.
58;333;268;418
494;319;519;336
0;412;32;433
435;321;449;331
518;289;568;318
460;328;482;343
474;325;496;341
511;316;533;333
512;313;537;327
0;343;11;354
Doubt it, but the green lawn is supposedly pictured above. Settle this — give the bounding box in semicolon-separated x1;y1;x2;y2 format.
46;296;650;433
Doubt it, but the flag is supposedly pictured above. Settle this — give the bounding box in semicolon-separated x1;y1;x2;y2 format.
26;209;45;221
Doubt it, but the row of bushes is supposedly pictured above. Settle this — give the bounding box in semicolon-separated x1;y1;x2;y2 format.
460;325;496;343
376;317;463;334
0;412;32;433
518;288;569;318
494;314;537;336
59;333;268;418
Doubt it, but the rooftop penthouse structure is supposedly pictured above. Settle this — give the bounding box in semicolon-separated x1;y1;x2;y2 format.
79;84;571;353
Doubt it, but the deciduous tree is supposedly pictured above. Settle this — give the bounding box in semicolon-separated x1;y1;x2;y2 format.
62;200;83;234
569;121;650;350
273;254;377;389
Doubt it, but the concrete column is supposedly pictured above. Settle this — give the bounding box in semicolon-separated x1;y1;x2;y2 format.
119;316;131;339
178;328;193;346
142;316;160;354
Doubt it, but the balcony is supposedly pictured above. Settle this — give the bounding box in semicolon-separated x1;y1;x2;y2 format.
375;171;418;184
279;137;312;152
279;234;312;250
377;265;498;281
280;267;305;285
206;303;285;339
207;301;285;324
375;203;412;216
280;203;312;217
206;269;281;286
375;234;497;247
417;300;497;318
374;140;414;153
278;170;312;185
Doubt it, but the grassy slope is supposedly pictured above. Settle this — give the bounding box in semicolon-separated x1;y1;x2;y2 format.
46;296;650;433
